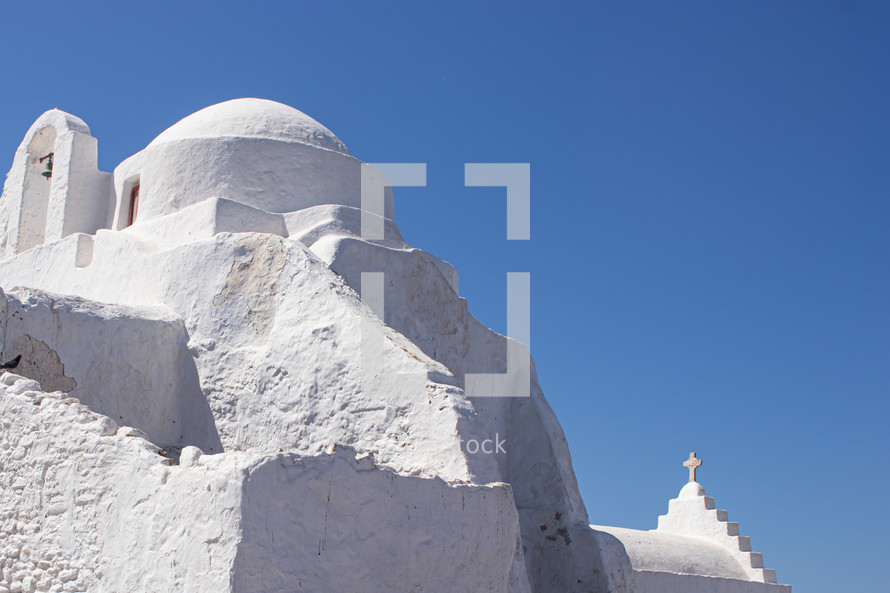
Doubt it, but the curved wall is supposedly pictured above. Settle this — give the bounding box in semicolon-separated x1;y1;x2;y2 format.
119;137;393;223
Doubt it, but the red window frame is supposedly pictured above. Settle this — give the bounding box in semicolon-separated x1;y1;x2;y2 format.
127;184;140;227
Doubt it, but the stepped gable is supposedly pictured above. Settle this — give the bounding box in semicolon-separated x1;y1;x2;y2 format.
656;480;780;584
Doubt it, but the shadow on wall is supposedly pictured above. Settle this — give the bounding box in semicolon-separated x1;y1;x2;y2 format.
0;286;222;453
18;126;56;253
321;234;610;593
232;447;531;593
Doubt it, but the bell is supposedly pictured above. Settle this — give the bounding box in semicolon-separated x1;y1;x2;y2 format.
41;159;53;179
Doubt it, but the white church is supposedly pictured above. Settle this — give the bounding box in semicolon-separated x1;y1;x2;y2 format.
0;99;791;593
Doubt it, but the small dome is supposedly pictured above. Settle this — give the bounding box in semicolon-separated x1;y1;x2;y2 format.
591;526;751;581
678;481;706;499
148;98;350;155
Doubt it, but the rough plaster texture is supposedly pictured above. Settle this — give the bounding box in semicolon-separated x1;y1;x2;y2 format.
232;445;530;593
0;373;527;593
0;287;221;451
0;100;790;592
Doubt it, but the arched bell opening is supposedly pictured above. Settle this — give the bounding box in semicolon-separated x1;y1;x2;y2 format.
17;126;57;254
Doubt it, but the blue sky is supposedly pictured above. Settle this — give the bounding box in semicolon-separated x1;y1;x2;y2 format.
1;2;888;590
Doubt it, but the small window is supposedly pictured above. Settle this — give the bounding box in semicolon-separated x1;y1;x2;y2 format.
127;184;140;227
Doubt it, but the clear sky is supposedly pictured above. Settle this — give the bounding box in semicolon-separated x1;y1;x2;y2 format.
1;2;888;591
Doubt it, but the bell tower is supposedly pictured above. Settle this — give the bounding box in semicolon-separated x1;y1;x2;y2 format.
0;109;114;260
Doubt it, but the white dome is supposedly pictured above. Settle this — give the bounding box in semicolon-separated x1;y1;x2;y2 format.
148;98;350;155
592;526;751;581
678;481;706;499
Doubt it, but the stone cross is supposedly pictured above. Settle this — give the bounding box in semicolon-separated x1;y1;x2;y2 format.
683;452;702;483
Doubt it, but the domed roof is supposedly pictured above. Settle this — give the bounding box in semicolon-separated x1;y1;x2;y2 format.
591;525;751;581
148;98;350;155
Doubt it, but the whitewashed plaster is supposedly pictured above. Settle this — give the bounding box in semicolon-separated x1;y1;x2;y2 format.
111;99;388;227
0;99;790;593
0;110;113;259
656;482;781;584
0;372;529;593
0;287;221;452
583;479;790;593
